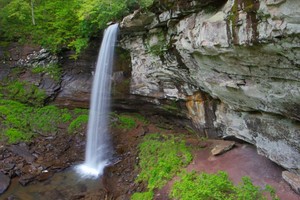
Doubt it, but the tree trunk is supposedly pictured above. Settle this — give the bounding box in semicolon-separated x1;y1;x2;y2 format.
31;0;35;25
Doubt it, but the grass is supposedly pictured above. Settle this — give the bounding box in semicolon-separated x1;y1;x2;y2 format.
132;133;192;198
170;171;280;200
68;114;89;134
118;115;136;130
131;191;154;200
0;97;89;143
111;113;148;130
4;128;33;144
0;78;91;143
132;132;279;200
0;80;47;106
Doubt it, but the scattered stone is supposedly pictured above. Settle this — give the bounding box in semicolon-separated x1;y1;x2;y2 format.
0;172;10;194
6;195;16;200
36;171;54;182
135;125;148;138
0;163;15;171
9;145;36;163
115;194;127;200
70;193;85;200
282;171;300;194
19;174;36;186
211;141;235;156
199;141;208;148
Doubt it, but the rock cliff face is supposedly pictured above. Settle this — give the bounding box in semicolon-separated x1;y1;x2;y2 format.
120;0;300;174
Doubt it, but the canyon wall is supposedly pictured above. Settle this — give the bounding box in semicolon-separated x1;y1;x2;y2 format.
120;0;300;174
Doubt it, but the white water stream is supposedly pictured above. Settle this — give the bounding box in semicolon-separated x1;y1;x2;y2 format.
76;23;119;178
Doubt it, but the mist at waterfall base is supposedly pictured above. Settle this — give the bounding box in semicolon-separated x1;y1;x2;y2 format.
76;23;119;178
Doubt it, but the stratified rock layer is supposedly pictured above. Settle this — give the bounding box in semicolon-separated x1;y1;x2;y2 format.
120;0;300;174
282;171;300;194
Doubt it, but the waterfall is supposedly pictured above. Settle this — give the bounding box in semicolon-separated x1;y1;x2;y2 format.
76;23;119;178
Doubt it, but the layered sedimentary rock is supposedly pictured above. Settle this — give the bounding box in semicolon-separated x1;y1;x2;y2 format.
120;0;300;174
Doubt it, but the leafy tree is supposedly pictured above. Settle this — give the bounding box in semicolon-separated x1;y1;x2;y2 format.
0;0;32;41
0;0;154;54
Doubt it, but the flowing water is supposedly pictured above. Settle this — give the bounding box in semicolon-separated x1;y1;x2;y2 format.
76;23;119;178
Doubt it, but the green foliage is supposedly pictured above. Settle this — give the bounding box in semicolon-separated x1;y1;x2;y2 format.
0;79;89;143
68;114;89;134
73;108;89;115
265;185;280;200
4;128;32;144
0;0;155;54
137;0;154;9
0;97;87;143
171;171;235;200
118;115;137;130
111;113;136;130
30;105;68;133
0;0;31;41
31;64;62;81
0;99;33;143
131;113;149;125
131;191;154;200
235;176;261;200
170;171;280;200
0;80;46;106
135;133;192;191
78;0;127;31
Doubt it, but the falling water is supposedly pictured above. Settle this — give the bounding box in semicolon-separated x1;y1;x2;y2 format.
76;23;119;178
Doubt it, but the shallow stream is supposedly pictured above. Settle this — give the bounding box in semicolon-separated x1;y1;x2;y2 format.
1;167;103;200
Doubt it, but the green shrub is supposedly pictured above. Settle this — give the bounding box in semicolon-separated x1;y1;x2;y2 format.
0;80;46;106
170;171;280;200
131;191;154;200
73;108;89;115
134;133;192;193
31;64;62;81
4;128;32;144
0;99;33;134
68;114;89;133
0;98;85;143
111;113;149;130
30;105;74;134
171;171;235;200
61;111;72;123
118;115;136;130
111;114;136;130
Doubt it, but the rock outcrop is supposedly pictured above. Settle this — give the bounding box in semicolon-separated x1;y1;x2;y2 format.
120;0;300;174
0;0;299;184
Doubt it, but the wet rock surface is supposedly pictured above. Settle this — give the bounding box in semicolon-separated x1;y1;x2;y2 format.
0;133;85;191
0;172;10;194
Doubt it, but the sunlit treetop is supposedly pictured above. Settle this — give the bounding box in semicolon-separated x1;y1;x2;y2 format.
0;0;154;55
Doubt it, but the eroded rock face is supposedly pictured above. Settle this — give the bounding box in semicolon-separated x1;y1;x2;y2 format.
282;171;300;194
120;0;300;174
